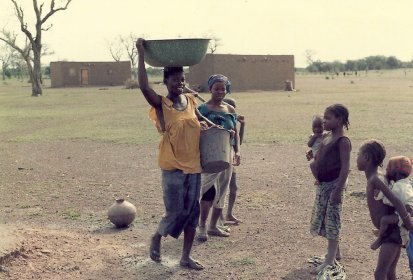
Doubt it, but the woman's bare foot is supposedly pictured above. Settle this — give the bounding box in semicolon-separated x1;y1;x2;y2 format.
149;233;161;262
180;258;204;270
225;214;241;224
207;227;230;237
315;261;333;274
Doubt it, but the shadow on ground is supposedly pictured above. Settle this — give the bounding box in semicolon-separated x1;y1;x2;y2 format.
281;267;315;280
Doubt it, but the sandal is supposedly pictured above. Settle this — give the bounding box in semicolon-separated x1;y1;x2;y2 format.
217;225;231;233
207;228;230;237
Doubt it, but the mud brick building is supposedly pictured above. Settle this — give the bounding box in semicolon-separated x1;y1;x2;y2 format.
50;61;131;87
186;54;294;91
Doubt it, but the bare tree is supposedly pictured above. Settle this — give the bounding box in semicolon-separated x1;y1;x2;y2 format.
304;49;316;66
0;0;72;96
0;43;16;80
107;33;140;78
107;40;123;62
208;37;222;54
120;34;138;78
1;29;33;80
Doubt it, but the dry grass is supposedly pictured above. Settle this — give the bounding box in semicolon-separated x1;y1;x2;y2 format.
2;69;413;147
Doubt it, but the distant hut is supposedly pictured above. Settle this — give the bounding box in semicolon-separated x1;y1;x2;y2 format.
186;54;295;92
50;61;131;88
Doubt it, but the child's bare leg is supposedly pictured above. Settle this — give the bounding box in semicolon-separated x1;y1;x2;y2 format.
209;207;222;230
386;244;401;280
371;237;384;250
207;207;229;237
375;242;401;280
324;242;342;260
326;239;339;264
310;161;317;179
317;239;338;273
226;173;240;223
371;214;399;250
309;161;319;185
199;200;212;228
336;243;342;260
218;212;225;225
197;199;212;241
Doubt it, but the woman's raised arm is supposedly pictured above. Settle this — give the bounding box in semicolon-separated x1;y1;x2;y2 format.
136;38;162;108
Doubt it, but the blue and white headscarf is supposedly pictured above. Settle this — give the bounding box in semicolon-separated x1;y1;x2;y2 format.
207;74;231;93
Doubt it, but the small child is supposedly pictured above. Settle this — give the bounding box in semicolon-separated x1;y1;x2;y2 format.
370;156;413;251
306;115;325;186
356;140;413;278
306;115;324;161
222;97;245;224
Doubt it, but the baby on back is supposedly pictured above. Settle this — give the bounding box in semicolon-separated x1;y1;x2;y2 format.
372;155;413;250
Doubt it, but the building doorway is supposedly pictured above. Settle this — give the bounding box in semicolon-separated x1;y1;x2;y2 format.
81;69;89;86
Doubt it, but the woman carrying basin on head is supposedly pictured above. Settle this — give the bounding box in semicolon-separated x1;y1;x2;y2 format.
196;74;241;242
136;38;215;270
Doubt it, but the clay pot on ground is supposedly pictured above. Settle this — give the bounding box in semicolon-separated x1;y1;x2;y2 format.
108;199;137;228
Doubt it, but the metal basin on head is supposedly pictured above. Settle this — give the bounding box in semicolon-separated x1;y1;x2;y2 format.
143;38;210;67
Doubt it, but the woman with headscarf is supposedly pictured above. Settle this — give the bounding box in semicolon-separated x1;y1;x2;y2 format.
197;74;241;241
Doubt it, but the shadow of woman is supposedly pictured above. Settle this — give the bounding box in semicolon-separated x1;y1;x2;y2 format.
281;267;315;280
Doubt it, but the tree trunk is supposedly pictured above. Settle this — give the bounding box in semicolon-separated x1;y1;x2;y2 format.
1;61;6;80
31;47;42;97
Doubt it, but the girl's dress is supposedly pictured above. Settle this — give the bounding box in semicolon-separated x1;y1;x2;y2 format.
198;103;237;209
149;94;202;238
310;136;351;241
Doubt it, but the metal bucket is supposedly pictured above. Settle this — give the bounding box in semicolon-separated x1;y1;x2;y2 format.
200;127;231;173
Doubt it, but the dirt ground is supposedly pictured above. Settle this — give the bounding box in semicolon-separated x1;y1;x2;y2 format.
1;138;412;280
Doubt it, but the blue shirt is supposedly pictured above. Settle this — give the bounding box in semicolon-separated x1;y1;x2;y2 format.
198;103;237;130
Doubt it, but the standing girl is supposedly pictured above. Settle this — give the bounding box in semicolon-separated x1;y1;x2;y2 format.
309;104;351;272
136;38;214;270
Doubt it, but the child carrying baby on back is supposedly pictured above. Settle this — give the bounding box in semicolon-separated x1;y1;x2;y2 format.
371;155;413;250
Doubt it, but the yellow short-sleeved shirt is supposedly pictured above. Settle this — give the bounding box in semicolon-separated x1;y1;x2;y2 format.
149;94;201;174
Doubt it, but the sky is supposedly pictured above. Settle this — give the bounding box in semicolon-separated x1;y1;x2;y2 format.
1;0;413;67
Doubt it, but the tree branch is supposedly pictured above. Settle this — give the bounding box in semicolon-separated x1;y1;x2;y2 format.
11;0;35;44
42;24;53;32
0;30;23;56
41;0;72;25
33;0;41;22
